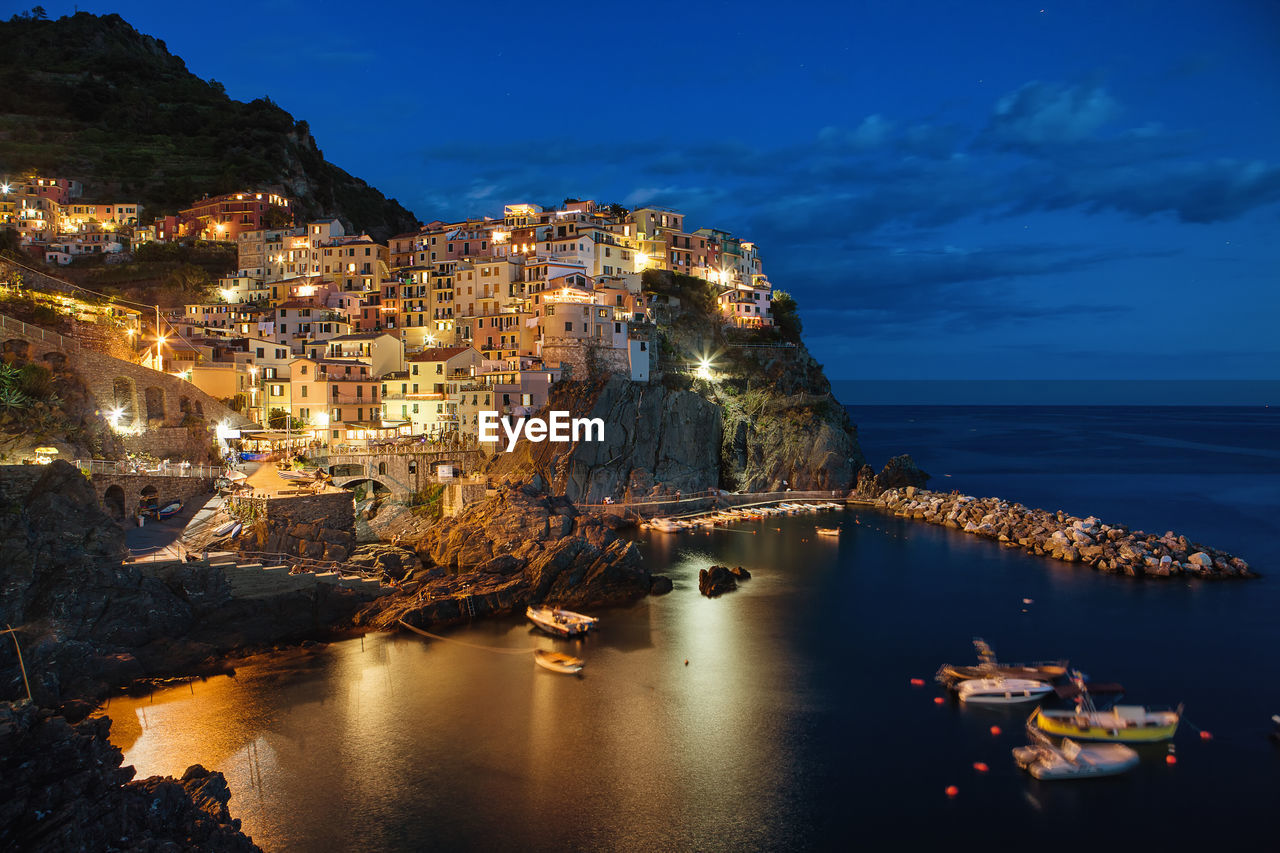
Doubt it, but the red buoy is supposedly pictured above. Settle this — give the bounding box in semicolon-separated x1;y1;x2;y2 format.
933;696;945;705
910;678;925;687
1166;754;1177;765
973;762;989;773
989;726;1002;736
1199;730;1213;741
945;785;959;797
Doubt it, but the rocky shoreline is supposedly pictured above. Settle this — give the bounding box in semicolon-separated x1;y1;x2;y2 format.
875;486;1257;579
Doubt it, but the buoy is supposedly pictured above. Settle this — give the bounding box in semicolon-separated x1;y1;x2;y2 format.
1022;598;1033;604
1165;754;1177;765
973;762;989;773
945;785;959;797
933;696;945;705
684;659;689;666
910;678;925;687
1199;730;1213;741
990;726;1001;736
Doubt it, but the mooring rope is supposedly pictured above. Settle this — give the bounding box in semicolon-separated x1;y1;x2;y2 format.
397;619;536;656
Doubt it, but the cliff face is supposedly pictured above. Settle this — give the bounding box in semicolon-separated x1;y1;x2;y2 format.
0;12;419;240
485;377;722;502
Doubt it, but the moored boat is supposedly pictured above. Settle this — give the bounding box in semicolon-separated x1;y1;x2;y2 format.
1013;736;1140;780
526;605;599;638
157;501;181;519
815;527;840;537
534;649;584;674
212;520;238;537
937;639;1068;685
1032;673;1180;742
649;517;683;533
958;677;1053;705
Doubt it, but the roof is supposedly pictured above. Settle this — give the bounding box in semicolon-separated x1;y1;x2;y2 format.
407;346;475;362
325;332;396;343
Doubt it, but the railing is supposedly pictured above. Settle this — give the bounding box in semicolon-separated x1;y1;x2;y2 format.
575;488;850;514
0;312;80;351
76;458;224;478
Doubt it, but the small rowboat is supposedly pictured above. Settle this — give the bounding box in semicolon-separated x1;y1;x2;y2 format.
649;517;683;533
534;650;584;675
157;502;181;519
212;520;238;537
816;527;840;537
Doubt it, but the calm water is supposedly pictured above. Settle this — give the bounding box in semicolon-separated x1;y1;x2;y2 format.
102;406;1280;851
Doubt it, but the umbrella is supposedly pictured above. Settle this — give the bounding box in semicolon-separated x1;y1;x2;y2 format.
34;446;59;454
225;470;249;482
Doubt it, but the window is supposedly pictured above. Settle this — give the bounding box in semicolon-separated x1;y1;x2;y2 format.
564;321;573;332
301;386;308;398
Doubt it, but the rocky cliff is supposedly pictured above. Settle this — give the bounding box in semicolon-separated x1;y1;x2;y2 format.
0;702;261;851
359;481;652;630
485;377;722;502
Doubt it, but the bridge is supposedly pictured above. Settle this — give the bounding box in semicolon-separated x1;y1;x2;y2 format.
75;458;221;520
318;448;486;496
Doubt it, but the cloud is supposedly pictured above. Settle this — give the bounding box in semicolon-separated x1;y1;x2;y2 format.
985;81;1121;147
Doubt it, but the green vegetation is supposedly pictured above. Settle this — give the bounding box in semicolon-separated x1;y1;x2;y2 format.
267;408;304;431
0;11;420;240
770;290;802;343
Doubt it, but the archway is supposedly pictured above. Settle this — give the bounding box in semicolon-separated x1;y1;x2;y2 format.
342;478;391;503
112;377;137;427
139;484;158;514
144;387;165;422
103;484;126;520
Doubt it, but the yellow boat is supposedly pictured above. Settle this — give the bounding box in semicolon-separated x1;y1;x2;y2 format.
1033;705;1181;743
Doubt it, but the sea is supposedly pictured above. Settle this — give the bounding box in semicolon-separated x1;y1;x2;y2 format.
99;403;1280;852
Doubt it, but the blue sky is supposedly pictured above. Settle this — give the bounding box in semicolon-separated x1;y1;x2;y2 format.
49;1;1280;380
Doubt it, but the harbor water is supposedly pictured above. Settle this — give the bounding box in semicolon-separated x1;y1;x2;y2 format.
101;405;1280;851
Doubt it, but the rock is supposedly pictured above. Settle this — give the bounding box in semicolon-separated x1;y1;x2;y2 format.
698;565;738;597
0;702;260;851
1187;552;1213;568
649;575;674;595
727;565;752;579
874;455;930;493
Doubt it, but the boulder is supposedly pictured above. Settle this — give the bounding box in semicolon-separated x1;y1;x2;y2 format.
698;565;738;597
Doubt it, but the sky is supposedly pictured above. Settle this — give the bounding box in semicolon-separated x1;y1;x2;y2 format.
40;1;1280;381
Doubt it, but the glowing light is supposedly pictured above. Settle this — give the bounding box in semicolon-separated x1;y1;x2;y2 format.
220;288;235;301
695;357;713;381
126;328;135;337
492;230;509;243
0;182;10;195
635;251;650;269
314;411;330;428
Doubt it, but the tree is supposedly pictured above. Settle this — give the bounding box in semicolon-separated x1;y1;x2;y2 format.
606;202;629;220
771;290;803;343
267;407;303;431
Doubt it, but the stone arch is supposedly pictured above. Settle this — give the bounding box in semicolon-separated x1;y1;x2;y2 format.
4;339;31;359
112;376;138;427
103;484;126;519
144;387;165;422
139;484;158;512
179;396;192;415
195;400;204;417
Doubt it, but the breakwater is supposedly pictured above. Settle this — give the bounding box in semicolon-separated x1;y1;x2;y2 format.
874;486;1256;578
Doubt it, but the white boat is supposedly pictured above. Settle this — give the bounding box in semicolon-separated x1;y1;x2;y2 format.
212;520;238;538
534;649;584;674
1013;736;1140;780
815;527;840;537
279;469;315;481
649;517;683;533
958;677;1054;705
526;605;599;638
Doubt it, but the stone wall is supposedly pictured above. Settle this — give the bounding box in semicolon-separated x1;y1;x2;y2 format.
443;482;487;517
323;448;484;496
92;473;214;520
1;317;253;464
231;491;356;563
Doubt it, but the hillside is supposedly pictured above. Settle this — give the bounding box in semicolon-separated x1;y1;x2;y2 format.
0;11;420;241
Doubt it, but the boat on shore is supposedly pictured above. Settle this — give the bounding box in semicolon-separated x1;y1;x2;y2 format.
534;650;584;675
649;517;683;533
958;677;1053;705
157;501;182;519
1013;734;1140;780
938;639;1068;685
1032;673;1181;742
526;605;599;638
